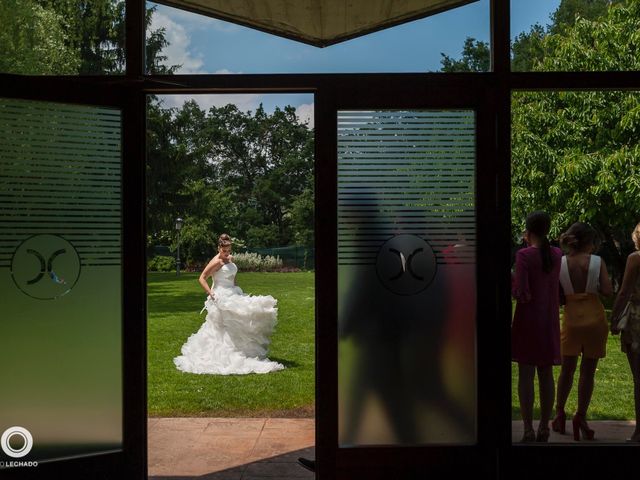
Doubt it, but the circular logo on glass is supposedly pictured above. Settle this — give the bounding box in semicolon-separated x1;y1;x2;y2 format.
376;234;437;296
1;426;34;458
10;234;81;300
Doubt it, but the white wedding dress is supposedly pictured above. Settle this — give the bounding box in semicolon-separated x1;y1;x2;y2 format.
173;261;285;374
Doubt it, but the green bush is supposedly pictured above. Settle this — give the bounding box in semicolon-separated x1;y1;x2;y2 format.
246;224;281;248
148;255;175;272
233;252;283;272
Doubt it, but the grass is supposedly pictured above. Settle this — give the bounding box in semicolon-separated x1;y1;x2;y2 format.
149;274;634;420
511;300;635;420
147;271;315;417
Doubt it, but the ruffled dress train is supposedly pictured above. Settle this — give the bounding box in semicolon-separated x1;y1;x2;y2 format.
173;262;285;374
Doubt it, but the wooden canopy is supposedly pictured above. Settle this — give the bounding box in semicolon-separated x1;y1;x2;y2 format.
157;0;478;47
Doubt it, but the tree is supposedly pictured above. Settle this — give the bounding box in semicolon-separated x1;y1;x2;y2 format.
207;103;314;247
0;0;80;74
511;23;546;72
438;1;621;73
511;0;624;71
39;0;126;73
548;0;621;35
439;1;622;73
290;187;315;247
1;0;177;75
146;5;179;75
146;98;315;261
440;37;490;72
175;180;237;262
512;0;640;286
440;0;640;286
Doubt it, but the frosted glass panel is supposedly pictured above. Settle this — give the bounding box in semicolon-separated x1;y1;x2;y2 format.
337;110;477;446
0;98;122;462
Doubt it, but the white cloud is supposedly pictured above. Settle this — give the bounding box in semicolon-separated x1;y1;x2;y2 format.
158;97;315;130
156;5;242;32
158;94;263;113
155;67;259;112
151;11;205;74
296;103;315;129
153;4;241;32
154;5;209;27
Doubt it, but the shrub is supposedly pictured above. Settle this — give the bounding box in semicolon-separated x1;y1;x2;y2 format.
148;255;176;272
233;252;283;272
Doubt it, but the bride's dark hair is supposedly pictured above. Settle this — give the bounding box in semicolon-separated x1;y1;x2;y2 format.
218;233;232;248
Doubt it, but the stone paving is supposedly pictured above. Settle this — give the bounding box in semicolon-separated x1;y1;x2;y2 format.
149;417;638;479
148;417;315;479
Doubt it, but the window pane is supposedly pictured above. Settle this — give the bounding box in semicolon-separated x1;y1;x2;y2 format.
0;0;126;75
511;89;640;443
337;110;477;446
0;98;122;461
145;0;490;74
511;0;640;72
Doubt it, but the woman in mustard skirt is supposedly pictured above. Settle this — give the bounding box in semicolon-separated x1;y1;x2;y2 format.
552;222;613;441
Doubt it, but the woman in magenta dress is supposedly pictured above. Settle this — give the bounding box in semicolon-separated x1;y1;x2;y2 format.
512;211;563;442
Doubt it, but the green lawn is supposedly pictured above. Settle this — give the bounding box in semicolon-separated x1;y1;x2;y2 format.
147;271;315;417
511;301;635;420
149;274;633;420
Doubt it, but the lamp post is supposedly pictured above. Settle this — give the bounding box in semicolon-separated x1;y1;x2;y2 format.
175;217;183;276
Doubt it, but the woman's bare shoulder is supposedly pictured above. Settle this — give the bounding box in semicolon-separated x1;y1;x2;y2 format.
627;251;640;265
203;255;223;272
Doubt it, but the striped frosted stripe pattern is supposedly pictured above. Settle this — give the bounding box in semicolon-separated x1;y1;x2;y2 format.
0;98;121;267
337;110;475;265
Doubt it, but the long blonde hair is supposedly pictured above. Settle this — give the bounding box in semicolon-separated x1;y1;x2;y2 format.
632;223;640;251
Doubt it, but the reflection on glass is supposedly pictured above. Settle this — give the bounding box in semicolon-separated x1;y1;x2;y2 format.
0;98;122;462
337;110;477;446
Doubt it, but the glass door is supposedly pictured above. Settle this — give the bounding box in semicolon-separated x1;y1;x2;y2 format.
336;108;477;446
0;83;144;479
315;79;500;478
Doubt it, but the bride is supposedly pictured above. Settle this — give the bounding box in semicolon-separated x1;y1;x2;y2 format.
173;233;285;375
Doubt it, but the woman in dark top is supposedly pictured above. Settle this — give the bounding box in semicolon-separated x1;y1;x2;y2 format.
512;211;563;442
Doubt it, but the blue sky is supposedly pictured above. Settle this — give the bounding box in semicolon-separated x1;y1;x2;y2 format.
150;0;561;125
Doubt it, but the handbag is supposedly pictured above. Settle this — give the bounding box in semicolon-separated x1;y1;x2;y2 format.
616;301;632;331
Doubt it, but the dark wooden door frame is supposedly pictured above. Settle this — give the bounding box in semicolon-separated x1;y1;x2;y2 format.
2;0;640;475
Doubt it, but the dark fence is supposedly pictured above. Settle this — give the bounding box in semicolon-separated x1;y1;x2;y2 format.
240;245;315;270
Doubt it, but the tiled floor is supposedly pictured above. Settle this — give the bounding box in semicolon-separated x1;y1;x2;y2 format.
148;418;315;479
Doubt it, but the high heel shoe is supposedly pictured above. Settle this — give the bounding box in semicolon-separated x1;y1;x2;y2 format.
572;413;595;441
536;425;550;442
521;428;536;443
551;411;566;434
